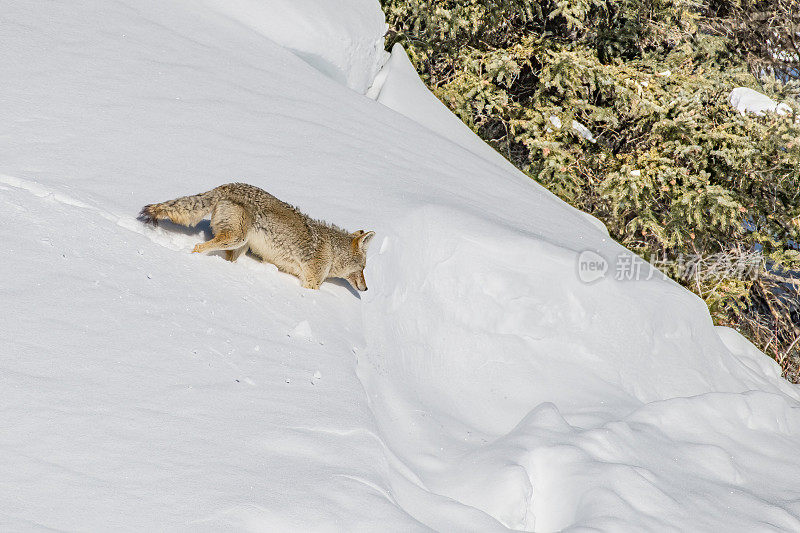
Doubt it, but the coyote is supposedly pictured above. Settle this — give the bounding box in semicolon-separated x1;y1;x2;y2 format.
138;183;375;291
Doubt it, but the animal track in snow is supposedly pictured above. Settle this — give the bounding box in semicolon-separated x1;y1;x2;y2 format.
288;320;316;342
0;174;205;253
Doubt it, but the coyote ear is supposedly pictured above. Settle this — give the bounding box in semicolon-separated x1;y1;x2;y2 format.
354;230;375;252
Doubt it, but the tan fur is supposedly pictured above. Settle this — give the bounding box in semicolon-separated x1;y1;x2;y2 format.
139;183;375;291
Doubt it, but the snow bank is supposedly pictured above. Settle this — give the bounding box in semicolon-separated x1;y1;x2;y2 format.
359;205;800;530
202;0;389;93
3;1;800;531
374;44;524;174
730;86;793;116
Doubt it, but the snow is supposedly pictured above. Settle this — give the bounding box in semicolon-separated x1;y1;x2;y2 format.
3;1;800;531
201;0;389;94
374;44;523;173
548;115;596;143
730;86;793;116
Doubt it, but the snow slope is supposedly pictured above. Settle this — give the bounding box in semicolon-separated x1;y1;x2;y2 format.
3;1;800;531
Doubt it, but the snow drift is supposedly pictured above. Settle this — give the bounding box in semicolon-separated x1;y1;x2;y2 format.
2;1;800;531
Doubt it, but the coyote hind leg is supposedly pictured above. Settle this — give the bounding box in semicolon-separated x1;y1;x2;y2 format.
192;200;250;255
192;230;247;254
225;244;249;262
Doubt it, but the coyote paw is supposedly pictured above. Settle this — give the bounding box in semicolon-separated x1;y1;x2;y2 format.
191;244;203;254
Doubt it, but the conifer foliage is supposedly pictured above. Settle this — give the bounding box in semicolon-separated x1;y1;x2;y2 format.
382;0;800;379
703;0;800;82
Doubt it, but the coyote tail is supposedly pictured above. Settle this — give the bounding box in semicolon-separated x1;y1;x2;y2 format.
138;189;218;227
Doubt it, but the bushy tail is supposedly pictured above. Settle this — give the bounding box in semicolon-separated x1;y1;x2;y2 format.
138;189;218;227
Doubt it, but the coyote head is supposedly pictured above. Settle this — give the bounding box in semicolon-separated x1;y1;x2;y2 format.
342;230;375;292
